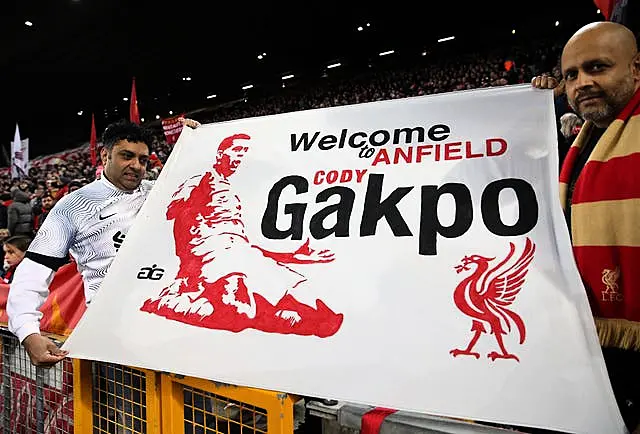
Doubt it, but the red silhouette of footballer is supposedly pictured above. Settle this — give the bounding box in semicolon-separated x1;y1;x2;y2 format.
141;134;343;338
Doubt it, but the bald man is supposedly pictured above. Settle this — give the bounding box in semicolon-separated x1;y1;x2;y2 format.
535;22;639;125
533;22;640;432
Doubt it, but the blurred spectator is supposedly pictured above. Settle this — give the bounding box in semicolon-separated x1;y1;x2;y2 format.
68;180;82;193
2;235;31;283
30;182;46;208
8;188;33;237
559;112;583;164
0;193;9;231
560;113;583;145
33;192;55;232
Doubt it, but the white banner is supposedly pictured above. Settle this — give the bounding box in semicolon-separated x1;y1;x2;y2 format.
22;138;29;173
64;86;625;433
11;124;28;179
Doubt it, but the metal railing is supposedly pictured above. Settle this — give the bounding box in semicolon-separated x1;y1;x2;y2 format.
0;328;73;434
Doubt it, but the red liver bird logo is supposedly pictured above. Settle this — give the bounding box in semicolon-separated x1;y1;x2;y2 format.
450;237;535;362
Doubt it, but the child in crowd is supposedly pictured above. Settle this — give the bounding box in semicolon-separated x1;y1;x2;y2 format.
2;235;31;283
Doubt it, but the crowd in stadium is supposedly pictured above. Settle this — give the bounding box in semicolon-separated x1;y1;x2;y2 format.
0;37;570;282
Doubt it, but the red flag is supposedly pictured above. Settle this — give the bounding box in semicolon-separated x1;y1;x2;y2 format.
0;261;86;334
594;0;614;20
130;77;140;124
90;113;97;167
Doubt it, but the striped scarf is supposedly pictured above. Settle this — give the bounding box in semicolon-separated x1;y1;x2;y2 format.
559;87;640;351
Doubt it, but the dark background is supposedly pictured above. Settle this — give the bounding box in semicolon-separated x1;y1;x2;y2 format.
0;1;611;157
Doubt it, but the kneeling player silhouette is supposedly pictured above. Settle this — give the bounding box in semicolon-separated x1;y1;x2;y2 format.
141;133;343;337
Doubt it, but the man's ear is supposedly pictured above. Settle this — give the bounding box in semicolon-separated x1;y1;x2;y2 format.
632;52;640;82
100;147;109;166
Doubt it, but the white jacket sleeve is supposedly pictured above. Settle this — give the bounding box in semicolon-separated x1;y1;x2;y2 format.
8;196;77;343
7;258;55;343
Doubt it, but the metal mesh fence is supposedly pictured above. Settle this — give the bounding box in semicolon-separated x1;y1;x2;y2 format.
91;363;148;434
183;385;268;434
0;328;74;434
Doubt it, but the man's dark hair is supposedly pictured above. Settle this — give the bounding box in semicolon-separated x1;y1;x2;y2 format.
101;120;154;152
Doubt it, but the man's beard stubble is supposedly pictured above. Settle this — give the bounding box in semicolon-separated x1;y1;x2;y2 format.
569;78;636;127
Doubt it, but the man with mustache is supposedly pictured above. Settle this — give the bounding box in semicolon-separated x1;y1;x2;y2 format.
533;21;640;431
7;118;200;367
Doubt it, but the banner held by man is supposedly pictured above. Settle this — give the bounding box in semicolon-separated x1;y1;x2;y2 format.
63;85;626;434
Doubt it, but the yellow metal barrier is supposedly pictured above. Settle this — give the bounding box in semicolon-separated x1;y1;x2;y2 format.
73;359;297;433
163;373;296;434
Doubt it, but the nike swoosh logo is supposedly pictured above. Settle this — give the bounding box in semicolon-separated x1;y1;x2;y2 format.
99;213;116;220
